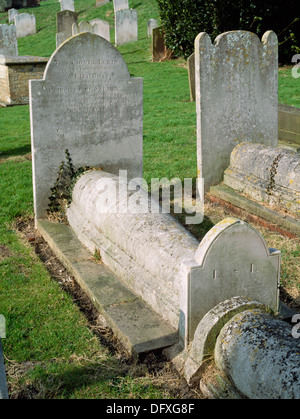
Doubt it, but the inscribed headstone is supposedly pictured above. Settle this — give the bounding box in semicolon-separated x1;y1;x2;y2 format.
0;24;18;56
89;18;110;42
60;0;74;12
147;18;158;38
30;33;143;220
195;30;278;190
113;0;128;12
14;13;36;38
115;8;137;46
8;8;18;23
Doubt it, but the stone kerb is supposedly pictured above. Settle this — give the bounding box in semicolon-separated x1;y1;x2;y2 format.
115;8;137;46
14;12;36;38
30;33;143;220
0;24;18;56
195;30;278;191
179;217;280;345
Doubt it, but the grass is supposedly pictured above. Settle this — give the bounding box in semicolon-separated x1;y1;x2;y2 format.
0;0;299;399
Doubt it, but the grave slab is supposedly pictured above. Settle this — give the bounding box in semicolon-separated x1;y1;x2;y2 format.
37;219;178;355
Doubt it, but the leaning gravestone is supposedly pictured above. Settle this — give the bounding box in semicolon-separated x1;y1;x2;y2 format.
60;0;74;12
115;8;137;46
90;18;110;42
195;31;278;190
14;13;36;38
0;24;18;56
30;33;143;220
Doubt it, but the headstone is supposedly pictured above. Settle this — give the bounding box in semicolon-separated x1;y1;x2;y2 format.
195;30;278;191
151;26;170;62
14;13;36;38
115;8;137;46
147;18;158;38
72;21;96;36
180;217;280;343
89;18;110;42
113;0;128;13
30;33;143;220
59;0;74;12
56;9;78;47
8;8;18;23
187;52;195;102
0;24;18;56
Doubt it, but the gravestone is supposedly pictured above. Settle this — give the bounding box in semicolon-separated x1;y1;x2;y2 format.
60;0;74;12
147;18;158;38
72;21;96;36
14;13;36;38
115;8;137;46
90;18;110;42
195;30;278;191
57;10;78;35
8;8;18;23
187;52;195;102
30;33;143;220
113;0;128;12
0;24;18;56
151;26;171;62
56;9;78;47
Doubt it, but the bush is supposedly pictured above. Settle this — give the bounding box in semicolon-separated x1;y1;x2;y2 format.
157;0;300;63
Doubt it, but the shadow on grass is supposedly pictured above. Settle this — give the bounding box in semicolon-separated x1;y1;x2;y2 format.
0;145;31;159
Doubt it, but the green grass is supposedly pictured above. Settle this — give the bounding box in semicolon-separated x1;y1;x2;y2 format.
0;0;300;399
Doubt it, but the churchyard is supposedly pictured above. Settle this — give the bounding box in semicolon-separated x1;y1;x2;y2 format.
0;0;300;400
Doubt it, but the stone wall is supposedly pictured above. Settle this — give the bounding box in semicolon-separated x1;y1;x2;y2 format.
0;56;48;106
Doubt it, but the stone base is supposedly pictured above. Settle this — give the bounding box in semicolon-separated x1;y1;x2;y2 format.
0;56;48;106
210;184;300;237
37;219;178;357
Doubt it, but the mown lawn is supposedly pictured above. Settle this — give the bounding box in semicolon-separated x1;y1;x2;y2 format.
0;0;299;399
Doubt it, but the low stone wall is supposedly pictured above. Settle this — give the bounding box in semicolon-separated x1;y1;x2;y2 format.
224;142;300;216
0;56;48;106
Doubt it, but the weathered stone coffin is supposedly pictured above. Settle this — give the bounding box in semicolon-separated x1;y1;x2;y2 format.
67;170;281;346
224;142;300;216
